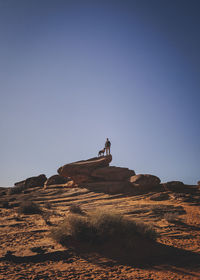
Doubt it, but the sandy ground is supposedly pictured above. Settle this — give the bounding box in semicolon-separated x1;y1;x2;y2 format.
0;184;200;279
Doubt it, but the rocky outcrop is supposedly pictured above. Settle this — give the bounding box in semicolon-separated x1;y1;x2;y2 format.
45;175;70;186
57;155;137;193
162;181;185;192
91;166;135;181
57;155;112;184
81;181;133;194
129;174;161;188
15;174;47;189
57;156;163;194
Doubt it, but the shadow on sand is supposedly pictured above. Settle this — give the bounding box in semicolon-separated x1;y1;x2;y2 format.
0;250;73;264
1;240;199;278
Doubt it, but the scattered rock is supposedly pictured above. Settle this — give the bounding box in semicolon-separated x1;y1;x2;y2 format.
0;201;10;208
25;174;47;188
15;174;47;189
163;181;185;192
129;174;161;188
0;188;7;196
45;175;70;186
91;166;135;181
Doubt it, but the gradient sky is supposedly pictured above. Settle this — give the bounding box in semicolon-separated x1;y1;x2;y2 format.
0;0;200;187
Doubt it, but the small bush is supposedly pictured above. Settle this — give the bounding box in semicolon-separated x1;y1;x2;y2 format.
44;202;52;209
0;201;10;209
164;212;179;223
69;204;84;215
18;201;42;215
51;209;157;249
9;185;25;195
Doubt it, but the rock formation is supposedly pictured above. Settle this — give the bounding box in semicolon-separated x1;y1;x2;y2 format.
129;174;161;188
81;181;133;194
15;174;47;189
91;166;135;181
57;155;112;184
45;175;70;186
58;155;137;193
162;181;185;192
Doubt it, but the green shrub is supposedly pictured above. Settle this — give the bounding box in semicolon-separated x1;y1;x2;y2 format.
17;201;42;215
51;209;157;248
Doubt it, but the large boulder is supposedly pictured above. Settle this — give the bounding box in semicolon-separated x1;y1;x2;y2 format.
14;174;47;189
25;174;47;188
45;175;71;186
57;155;112;184
129;174;161;189
81;181;133;194
91;166;135;181
162;181;185;192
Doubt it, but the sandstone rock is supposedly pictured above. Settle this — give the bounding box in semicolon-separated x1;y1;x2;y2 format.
25;174;47;188
81;181;133;194
57;155;112;184
129;174;161;188
150;193;170;201
15;174;47;188
45;175;70;186
14;180;26;188
197;181;200;186
91;166;135;181
162;181;185;192
65;180;75;187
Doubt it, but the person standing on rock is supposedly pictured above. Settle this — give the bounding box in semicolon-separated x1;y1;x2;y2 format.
105;138;111;155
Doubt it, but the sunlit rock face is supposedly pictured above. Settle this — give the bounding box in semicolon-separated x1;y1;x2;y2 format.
57;155;112;184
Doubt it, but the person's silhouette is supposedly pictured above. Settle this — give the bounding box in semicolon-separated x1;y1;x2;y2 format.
105;138;111;155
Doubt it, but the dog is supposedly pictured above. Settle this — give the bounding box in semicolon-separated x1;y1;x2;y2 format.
98;148;105;157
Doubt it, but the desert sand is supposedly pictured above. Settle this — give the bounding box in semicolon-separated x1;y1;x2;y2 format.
0;157;200;280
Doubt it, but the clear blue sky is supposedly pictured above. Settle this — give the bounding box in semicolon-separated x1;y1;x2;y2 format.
0;0;200;186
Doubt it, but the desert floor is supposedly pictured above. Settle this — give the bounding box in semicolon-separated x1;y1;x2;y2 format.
0;184;200;280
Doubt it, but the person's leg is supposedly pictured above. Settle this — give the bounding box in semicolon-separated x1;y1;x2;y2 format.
108;147;110;155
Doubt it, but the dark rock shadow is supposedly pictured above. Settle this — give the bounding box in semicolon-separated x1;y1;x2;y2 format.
0;250;73;264
172;220;200;231
67;239;200;277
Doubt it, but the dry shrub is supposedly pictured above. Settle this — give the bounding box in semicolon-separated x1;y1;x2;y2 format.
164;212;179;223
44;202;52;209
69;204;84;215
0;201;10;209
8;185;25;195
17;201;42;215
51;209;157;249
